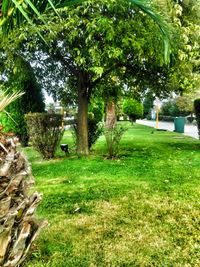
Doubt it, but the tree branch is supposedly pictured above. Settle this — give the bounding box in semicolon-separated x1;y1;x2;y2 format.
49;48;78;76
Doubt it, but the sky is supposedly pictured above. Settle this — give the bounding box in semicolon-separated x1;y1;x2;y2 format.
44;91;54;104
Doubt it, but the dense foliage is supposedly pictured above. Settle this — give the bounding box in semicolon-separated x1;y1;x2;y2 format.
143;93;155;118
157;0;200;94
88;100;104;149
0;55;45;146
160;99;191;118
1;0;199;155
0;0;171;155
25;113;64;158
122;99;143;122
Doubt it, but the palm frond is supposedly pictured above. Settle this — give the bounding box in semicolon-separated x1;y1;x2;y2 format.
0;90;24;112
47;0;61;18
0;0;84;29
0;0;170;62
129;0;170;63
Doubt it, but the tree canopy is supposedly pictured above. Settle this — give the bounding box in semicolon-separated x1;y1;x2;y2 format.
0;0;173;155
1;0;199;155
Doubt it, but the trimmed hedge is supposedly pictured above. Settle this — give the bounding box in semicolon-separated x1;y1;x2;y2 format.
194;99;200;139
25;113;64;158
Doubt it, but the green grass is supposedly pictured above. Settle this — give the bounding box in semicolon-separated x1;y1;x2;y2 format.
23;123;200;267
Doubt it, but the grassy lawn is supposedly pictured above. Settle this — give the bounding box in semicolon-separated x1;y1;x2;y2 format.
23;123;200;267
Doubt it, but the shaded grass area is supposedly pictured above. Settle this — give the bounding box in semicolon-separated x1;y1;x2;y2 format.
23;123;200;267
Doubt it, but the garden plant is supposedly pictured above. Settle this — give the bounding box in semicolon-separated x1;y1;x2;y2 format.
25;113;64;159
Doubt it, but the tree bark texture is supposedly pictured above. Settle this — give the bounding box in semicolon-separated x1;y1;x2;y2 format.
0;134;46;267
105;101;116;129
104;101;117;158
77;78;89;156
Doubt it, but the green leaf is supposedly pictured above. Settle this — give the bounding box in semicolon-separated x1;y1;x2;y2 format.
47;0;61;19
10;0;48;44
24;0;46;25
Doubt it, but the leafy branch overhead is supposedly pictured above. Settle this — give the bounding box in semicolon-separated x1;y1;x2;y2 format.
0;0;170;63
0;0;173;156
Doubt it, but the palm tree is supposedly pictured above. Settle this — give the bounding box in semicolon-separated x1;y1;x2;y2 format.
0;89;46;267
0;89;24;112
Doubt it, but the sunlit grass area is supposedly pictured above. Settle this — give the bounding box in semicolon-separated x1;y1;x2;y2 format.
23;123;200;267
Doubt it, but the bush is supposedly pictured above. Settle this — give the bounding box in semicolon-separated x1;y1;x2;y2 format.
88;100;104;123
160;99;190;117
194;99;200;139
143;93;154;118
122;99;143;122
146;114;152;120
160;100;180;117
25;113;64;159
73;116;104;150
88;117;104;149
88;100;104;149
105;125;127;158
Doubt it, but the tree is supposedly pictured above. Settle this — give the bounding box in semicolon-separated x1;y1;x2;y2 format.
156;0;200;94
0;53;45;146
0;0;170;155
143;93;155;118
160;99;181;117
123;98;143;122
0;89;44;267
175;95;194;117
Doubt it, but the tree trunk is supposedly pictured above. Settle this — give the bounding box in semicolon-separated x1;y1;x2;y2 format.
77;83;89;156
105;101;117;158
105;101;116;129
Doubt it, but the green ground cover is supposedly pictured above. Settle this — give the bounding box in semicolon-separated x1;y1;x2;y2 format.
23;123;200;267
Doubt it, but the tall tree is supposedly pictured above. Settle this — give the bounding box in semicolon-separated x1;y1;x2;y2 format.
155;0;200;94
0;53;45;145
0;0;170;155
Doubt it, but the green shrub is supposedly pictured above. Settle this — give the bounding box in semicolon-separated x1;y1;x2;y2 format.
88;117;104;149
160;100;180;117
1;56;45;146
0;100;29;146
88;100;104;123
105;125;127;158
122;99;143;122
25;113;64;159
88;100;104;149
160;99;190;117
194;99;200;139
143;93;154;118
